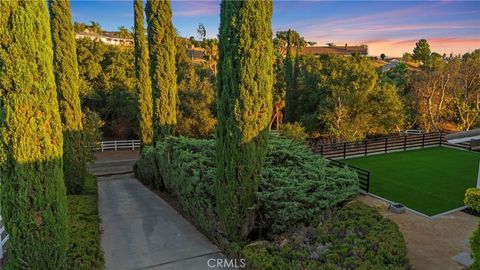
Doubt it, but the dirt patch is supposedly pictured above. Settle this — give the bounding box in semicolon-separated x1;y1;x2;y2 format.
357;194;479;270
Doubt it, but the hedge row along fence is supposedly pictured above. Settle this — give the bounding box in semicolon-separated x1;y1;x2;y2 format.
309;132;473;159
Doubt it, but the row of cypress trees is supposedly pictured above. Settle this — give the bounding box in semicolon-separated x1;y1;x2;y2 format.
134;0;273;241
0;0;89;268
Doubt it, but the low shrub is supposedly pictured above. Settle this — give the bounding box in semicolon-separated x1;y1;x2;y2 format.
256;138;358;234
134;146;162;190
279;122;308;142
244;201;410;270
135;136;358;237
471;224;480;270
465;188;480;212
66;176;104;270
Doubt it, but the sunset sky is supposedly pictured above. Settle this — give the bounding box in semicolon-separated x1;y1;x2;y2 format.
70;0;480;57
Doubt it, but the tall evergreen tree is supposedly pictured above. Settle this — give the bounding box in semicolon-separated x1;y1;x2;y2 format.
145;0;177;140
0;1;67;269
284;30;297;123
134;0;153;145
49;0;86;194
216;0;273;240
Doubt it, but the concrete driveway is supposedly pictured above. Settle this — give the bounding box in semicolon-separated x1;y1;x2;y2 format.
91;151;229;270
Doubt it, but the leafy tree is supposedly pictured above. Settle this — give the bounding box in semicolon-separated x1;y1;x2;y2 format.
176;46;216;137
89;20;102;33
284;30;297;123
216;0;273;240
117;25;132;39
0;1;67;268
412;39;431;64
146;0;177;140
49;0;86;195
197;23;206;41
134;0;153;145
380;53;386;60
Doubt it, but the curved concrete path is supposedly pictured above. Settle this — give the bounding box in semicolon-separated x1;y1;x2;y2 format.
90;151;228;270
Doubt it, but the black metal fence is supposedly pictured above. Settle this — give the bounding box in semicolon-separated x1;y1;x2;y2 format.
327;159;370;193
309;132;472;159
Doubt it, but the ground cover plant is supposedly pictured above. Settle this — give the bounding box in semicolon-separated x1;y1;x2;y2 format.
344;147;480;216
135;135;410;269
66;175;104;270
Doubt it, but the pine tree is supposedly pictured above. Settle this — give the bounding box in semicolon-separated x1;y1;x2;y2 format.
134;0;153;146
49;0;86;194
145;0;177;140
0;1;67;269
284;30;297;123
216;0;273;240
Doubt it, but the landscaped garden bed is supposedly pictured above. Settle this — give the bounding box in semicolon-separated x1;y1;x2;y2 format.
135;136;410;269
343;147;480;216
66;176;104;270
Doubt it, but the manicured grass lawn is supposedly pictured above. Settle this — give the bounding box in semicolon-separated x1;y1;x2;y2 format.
343;147;480;216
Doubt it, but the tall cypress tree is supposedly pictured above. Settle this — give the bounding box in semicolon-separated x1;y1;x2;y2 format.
284;30;297;123
134;0;153;146
49;0;86;194
145;0;177;140
0;1;67;269
216;0;273;240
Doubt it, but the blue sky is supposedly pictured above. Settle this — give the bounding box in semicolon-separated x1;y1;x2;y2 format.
70;0;480;56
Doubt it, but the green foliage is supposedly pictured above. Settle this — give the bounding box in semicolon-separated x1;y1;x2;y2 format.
279;122;308;141
243;202;410;270
81;109;104;163
134;0;153;145
76;38;137;139
66;176;104;270
296;54;405;140
135;137;357;238
134;145;162;190
0;1;67;269
176;44;216;137
465;188;480;212
471;223;480;270
257;137;358;234
285;30;298;123
412;39;431;63
146;0;177;140
49;0;87;195
216;0;274;241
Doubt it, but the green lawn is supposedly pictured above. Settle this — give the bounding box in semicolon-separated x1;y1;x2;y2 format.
343;147;480;216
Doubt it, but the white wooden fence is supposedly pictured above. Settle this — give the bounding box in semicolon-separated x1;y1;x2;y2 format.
0;215;9;260
97;140;141;152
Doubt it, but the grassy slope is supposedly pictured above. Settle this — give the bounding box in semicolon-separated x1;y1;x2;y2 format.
344;147;480;215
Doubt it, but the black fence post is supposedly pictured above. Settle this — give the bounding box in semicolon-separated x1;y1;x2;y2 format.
470;143;472;151
343;142;347;159
320;144;324;156
366;171;370;193
422;133;425;148
365;140;368;156
404;135;407;151
385;138;388;153
439;132;443;146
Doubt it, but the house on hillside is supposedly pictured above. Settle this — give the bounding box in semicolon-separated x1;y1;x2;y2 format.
300;44;368;56
75;29;134;46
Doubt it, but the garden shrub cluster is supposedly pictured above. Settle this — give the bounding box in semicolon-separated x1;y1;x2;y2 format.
465;188;480;212
136;136;358;237
279;122;309;142
66;176;104;270
135;136;409;269
243;201;410;270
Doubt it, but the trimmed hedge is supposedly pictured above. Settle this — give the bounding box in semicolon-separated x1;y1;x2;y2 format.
136;136;358;237
243;201;410;270
465;188;480;212
66;176;104;270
